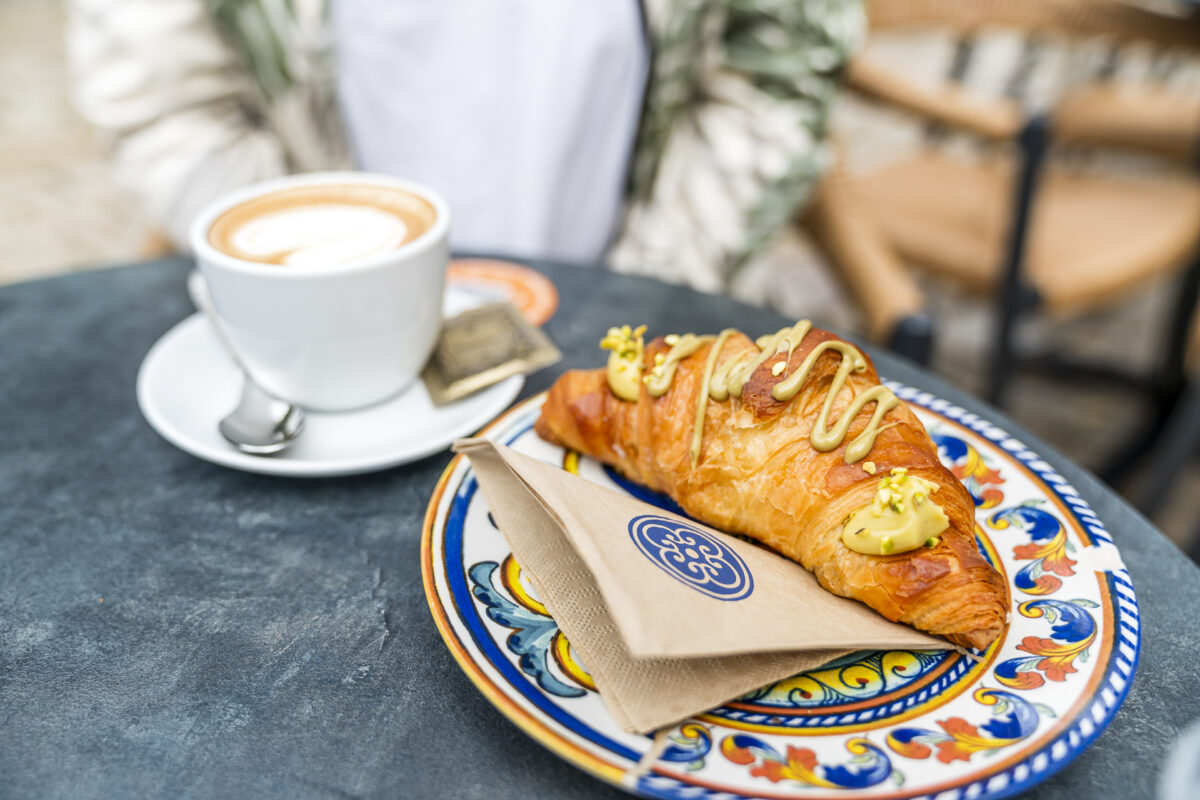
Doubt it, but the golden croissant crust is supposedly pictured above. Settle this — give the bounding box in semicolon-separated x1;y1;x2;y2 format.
534;325;1009;650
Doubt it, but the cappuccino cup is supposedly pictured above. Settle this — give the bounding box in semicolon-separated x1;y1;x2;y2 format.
190;172;450;411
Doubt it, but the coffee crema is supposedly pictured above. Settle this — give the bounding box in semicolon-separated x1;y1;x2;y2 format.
207;183;436;267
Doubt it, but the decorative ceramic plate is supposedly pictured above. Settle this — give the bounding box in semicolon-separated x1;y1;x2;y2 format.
422;387;1139;800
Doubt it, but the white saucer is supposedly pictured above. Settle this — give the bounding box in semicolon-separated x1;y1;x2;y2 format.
136;313;524;477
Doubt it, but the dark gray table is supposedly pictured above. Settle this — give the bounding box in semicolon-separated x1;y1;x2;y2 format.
2;258;1196;799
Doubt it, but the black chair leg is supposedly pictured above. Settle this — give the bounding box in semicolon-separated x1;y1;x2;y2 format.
888;313;935;366
987;284;1023;408
1101;254;1200;487
1135;378;1200;516
985;116;1049;408
1159;252;1200;403
1098;407;1170;486
1187;516;1200;565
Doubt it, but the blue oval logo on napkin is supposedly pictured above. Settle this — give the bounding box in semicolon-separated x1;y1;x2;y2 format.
627;514;754;601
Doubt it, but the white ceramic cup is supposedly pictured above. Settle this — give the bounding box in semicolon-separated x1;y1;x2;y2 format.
190;172;450;412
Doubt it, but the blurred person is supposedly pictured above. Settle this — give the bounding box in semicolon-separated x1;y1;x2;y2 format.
66;0;861;293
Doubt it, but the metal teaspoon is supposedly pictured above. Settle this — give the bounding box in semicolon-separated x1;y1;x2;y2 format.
186;271;305;455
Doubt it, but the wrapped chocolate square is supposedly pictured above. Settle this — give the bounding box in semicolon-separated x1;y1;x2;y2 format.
453;438;951;734
423;302;560;404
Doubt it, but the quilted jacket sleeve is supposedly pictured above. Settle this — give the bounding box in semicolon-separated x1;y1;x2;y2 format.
66;0;289;247
610;0;864;291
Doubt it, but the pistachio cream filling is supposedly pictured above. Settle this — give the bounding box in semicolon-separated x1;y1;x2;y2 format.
599;325;647;401
841;468;949;556
600;321;900;466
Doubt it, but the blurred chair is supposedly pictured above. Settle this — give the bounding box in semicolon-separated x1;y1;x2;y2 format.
1136;373;1200;538
803;159;935;364
806;0;1200;480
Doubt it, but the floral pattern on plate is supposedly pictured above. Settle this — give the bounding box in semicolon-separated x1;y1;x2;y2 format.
422;383;1139;799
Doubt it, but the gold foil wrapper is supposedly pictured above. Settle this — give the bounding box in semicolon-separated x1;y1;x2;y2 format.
423;302;560;404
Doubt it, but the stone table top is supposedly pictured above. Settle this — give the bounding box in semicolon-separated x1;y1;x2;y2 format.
2;258;1196;799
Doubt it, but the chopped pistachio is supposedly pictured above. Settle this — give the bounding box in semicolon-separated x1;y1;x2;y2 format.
925;536;941;548
842;472;948;556
602;325;649;400
876;489;901;515
600;324;648;358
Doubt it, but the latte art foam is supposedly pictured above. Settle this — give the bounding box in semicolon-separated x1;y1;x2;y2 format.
208;183;436;267
231;204;407;267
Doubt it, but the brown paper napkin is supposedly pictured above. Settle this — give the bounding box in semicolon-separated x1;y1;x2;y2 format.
453;438;950;734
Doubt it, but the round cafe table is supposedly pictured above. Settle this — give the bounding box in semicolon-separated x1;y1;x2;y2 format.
1;257;1196;799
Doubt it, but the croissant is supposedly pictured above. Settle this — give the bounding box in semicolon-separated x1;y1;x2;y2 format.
535;322;1009;650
